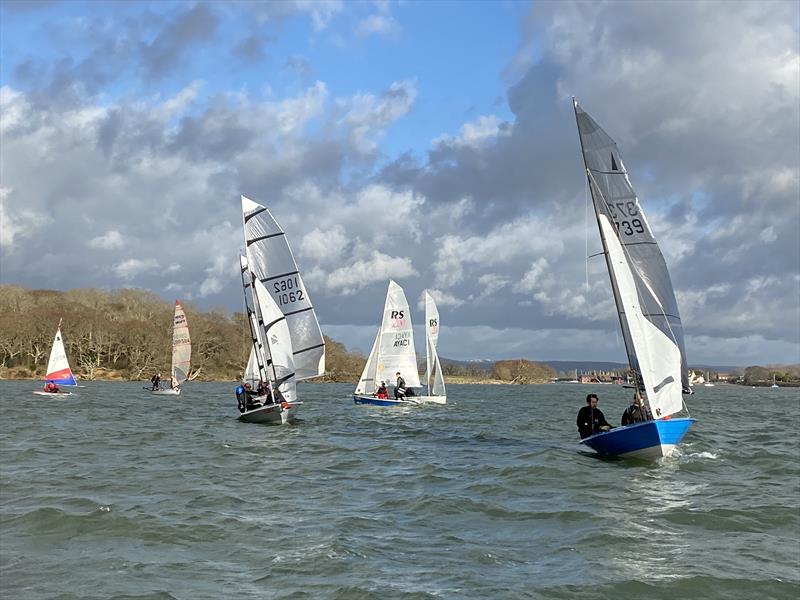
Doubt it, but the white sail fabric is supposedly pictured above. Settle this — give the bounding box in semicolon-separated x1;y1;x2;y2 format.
242;195;325;381
427;330;446;397
253;279;297;402
45;327;77;386
424;291;445;396
600;216;684;417
355;332;380;395
377;281;420;390
171;301;191;387
244;346;260;388
574;99;688;417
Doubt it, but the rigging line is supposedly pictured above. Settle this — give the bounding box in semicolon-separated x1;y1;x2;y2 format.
585;175;590;291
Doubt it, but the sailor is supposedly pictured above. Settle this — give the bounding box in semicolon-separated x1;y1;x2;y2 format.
394;372;406;400
243;383;262;410
235;383;247;413
150;373;161;391
43;381;59;393
375;381;389;399
621;392;646;426
576;393;612;439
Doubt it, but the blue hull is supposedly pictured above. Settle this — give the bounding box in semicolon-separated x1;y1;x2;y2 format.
580;418;695;459
353;395;416;407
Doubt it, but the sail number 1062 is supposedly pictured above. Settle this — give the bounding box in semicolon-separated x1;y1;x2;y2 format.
273;276;304;306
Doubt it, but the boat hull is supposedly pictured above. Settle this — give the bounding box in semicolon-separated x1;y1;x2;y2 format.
580;418;695;459
32;391;73;397
239;402;299;424
416;395;447;404
353;395;420;407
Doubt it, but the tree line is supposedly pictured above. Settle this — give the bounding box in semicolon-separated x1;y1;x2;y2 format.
0;285;556;384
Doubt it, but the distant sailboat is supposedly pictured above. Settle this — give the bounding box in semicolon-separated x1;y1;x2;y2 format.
33;321;77;397
573;99;694;459
417;290;447;404
354;281;422;406
771;375;779;389
237;196;325;424
704;371;715;387
151;301;191;396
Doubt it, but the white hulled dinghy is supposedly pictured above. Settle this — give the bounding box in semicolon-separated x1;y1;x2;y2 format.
416;290;447;404
151;300;191;396
573;99;694;459
236;196;325;423
33;321;77;397
354;280;422;406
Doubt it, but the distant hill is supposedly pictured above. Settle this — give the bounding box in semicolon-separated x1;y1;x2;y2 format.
442;358;747;376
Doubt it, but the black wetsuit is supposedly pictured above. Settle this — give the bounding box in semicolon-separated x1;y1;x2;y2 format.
576;406;611;439
395;376;406;400
621;404;645;426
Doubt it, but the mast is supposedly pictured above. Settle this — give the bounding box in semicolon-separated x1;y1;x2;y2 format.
239;255;269;385
572;99;644;396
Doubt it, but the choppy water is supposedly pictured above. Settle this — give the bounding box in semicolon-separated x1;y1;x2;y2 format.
1;381;798;599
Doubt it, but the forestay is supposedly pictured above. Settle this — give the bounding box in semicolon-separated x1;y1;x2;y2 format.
45;327;77;386
355;281;421;395
171;301;191;387
241;195;325;381
574;100;688;418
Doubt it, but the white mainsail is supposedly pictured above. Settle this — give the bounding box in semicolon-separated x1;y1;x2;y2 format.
244;346;260;388
45;325;77;386
241;195;325;381
170;300;191;388
424;291;446;397
355;281;421;395
574;99;687;418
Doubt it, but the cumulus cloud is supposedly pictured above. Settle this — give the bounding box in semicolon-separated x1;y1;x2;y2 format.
114;258;159;280
89;230;124;250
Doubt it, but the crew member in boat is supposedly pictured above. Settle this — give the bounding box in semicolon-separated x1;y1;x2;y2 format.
621;392;647;426
576;393;612;438
243;383;263;411
394;372;406;400
375;381;389;399
150;373;161;391
256;380;269;397
43;381;59;394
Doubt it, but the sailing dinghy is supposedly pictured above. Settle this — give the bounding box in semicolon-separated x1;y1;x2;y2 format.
33;322;77;397
237;195;325;423
573;99;694;459
151;300;191;395
354;280;422;406
416;290;447;404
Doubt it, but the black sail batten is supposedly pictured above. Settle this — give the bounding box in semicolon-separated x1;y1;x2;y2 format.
284;307;314;317
292;342;326;356
247;232;285;246
260;270;300;283
243;207;267;223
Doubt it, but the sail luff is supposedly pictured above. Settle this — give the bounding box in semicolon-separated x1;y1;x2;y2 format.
239;255;269;384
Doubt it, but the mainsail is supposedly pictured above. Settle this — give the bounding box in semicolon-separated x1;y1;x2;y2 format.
45;325;77;386
355;281;421;395
573;99;688;418
170;300;191;388
424;291;446;397
241;195;325;381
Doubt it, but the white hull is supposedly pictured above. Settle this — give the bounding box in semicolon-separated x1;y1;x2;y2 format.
32;391;73;397
239;401;300;424
416;395;447;404
151;388;181;396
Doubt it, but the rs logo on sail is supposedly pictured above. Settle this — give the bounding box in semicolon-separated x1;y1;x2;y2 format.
390;310;405;329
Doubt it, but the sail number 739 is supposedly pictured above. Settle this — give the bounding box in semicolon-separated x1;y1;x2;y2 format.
273;276;304;306
608;201;644;236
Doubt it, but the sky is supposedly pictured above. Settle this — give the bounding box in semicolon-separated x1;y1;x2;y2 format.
1;0;798;367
